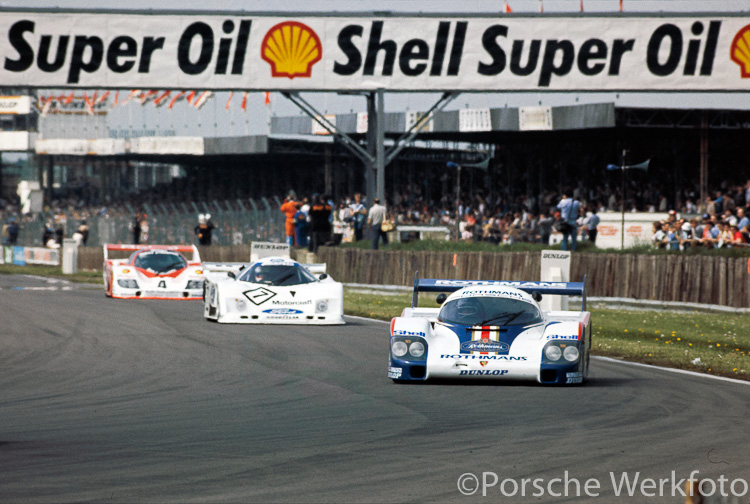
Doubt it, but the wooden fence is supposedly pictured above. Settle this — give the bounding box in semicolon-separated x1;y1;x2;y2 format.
316;248;750;308
76;245;750;307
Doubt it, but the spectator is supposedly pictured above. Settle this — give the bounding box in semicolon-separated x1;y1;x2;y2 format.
132;214;142;245
280;192;298;246
368;197;388;250
194;213;215;246
538;212;554;245
700;217;719;248
652;221;667;248
350;193;367;242
6;217;19;245
308;194;332;254
77;220;89;246
730;225;747;247
557;193;581;251
583;207;600;245
294;202;309;248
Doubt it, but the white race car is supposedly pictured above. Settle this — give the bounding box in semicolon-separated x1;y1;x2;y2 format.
103;244;205;300
203;256;344;324
388;275;591;385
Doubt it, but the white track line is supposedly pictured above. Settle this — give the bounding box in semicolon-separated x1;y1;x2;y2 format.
592;356;750;386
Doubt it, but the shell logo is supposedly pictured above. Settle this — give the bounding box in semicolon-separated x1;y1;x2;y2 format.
730;24;750;78
261;21;322;79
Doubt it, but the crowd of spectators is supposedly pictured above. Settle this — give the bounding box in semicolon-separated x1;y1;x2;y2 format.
4;178;750;250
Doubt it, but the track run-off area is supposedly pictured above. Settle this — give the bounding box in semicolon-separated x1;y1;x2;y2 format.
2;274;750;503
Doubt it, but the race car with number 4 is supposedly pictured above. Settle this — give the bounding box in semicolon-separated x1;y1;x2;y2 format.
203;256;344;324
388;275;591;385
103;244;205;300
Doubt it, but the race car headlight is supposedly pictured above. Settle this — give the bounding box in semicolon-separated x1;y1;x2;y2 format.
563;345;580;362
316;300;328;313
391;341;408;357
545;345;562;361
186;280;204;290
117;279;139;289
235;299;247;311
409;341;425;358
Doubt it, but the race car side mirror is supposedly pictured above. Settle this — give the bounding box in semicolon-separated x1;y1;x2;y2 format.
531;291;542;302
319;273;328;280
436;293;447;305
227;272;236;279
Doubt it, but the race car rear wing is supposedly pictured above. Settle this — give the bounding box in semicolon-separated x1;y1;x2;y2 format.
103;244;201;263
411;272;587;311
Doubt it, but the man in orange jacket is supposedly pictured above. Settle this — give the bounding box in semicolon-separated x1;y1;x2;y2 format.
281;193;298;246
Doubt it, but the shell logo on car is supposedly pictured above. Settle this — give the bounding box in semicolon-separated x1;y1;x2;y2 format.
730;24;750;78
261;21;322;79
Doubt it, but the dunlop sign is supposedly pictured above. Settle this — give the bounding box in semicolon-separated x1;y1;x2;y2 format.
1;12;750;91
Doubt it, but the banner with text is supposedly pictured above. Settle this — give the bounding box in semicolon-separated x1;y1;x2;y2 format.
1;12;749;91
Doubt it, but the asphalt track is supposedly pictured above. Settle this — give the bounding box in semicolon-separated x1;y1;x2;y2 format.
2;274;750;503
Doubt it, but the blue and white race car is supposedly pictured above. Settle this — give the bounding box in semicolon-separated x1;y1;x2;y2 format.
388;276;591;385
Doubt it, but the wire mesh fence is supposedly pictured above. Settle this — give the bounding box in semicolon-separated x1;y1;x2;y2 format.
5;197;286;248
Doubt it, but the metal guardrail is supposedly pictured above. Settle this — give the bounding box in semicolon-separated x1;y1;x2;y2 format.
4;198;286;247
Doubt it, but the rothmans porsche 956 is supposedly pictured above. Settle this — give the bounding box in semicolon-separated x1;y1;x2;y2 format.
103;244;205;300
388;276;591;385
203;256;344;324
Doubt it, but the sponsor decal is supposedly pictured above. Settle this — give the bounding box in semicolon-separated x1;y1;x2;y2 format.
461;340;510;353
479;361;488;367
243;286;277;305
266;315;301;320
457;289;525;299
393;329;426;337
388;366;402;379
546;335;579;340
261;21;322;79
272;299;312;305
459;370;509;376
262;308;303;315
542;252;569;259
0;15;739;91
730;24;750;77
441;354;527;361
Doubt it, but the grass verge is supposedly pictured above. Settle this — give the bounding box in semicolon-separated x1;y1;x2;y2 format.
0;264;103;284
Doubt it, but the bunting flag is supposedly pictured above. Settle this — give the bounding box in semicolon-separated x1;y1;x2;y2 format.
153;90;171;107
112;91;119;107
619;0;623;11
167;90;185;109
241;91;248;111
264;91;271;106
538;0;543;13
185;90;196;105
225;91;234;110
83;92;95;115
503;1;512;13
139;90;158;105
193;91;212;109
580;0;584;12
97;91;109;104
64;92;74;105
41;96;52;116
122;89;139;105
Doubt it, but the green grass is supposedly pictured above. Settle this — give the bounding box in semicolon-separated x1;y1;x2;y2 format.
345;288;750;381
4;265;748;380
0;264;103;284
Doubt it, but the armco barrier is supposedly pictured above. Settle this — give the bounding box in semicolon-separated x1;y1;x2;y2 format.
315;247;750;309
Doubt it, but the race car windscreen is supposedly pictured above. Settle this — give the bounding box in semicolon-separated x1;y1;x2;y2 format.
133;251;187;274
238;264;318;286
439;297;543;327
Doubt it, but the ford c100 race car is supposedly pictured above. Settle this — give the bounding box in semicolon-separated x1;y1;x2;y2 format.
203;256;344;324
103;244;205;300
388;275;591;385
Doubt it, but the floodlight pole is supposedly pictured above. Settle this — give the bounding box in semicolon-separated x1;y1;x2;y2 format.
456;163;462;242
621;149;628;250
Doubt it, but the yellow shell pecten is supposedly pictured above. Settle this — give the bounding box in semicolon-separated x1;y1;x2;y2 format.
262;22;322;79
731;25;750;78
